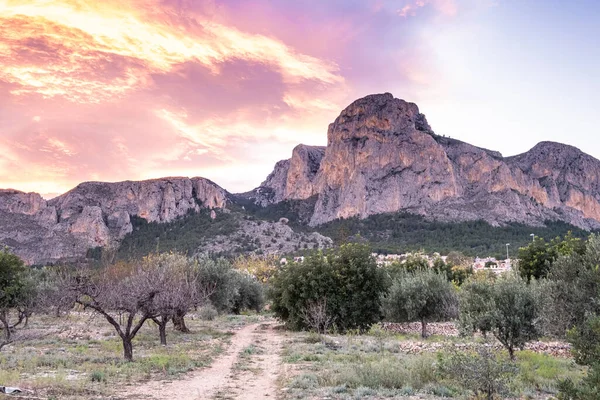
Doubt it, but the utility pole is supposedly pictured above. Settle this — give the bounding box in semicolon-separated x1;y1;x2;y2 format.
530;233;535;242
506;243;510;260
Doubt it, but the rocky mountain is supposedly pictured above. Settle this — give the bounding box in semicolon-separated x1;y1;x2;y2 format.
0;178;229;264
250;93;600;230
3;92;600;264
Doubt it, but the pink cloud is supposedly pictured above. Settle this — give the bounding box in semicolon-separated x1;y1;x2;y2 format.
398;0;458;18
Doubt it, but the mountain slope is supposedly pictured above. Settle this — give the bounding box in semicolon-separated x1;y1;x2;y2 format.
251;93;600;230
0;177;229;264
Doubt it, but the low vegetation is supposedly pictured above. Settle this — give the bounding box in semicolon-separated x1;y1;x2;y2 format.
2;232;600;398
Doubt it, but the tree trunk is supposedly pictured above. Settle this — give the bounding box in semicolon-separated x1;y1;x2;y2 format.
508;346;515;361
421;320;428;339
122;336;134;361
153;316;168;346
172;309;190;333
0;311;10;342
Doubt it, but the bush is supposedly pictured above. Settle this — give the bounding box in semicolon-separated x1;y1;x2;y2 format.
198;305;218;321
438;345;518;400
195;257;264;314
269;243;388;332
231;272;264;314
459;279;495;337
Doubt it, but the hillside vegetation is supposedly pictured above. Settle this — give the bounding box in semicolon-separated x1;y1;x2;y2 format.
112;198;592;260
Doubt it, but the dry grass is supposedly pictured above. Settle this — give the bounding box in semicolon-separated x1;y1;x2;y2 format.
0;312;260;399
278;328;586;400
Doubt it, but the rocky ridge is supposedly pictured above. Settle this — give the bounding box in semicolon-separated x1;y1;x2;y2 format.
0;178;229;264
251;93;600;229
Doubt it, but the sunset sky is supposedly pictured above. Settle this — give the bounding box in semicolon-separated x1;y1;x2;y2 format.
1;0;599;198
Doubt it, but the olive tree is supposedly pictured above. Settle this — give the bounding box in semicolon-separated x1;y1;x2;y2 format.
383;269;458;338
459;279;495;338
459;274;540;359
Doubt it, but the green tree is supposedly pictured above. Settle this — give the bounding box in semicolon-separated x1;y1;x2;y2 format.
459;274;540;359
518;232;586;281
459;279;495;338
0;249;31;348
383;269;458;338
195;256;264;317
555;235;600;398
269;243;388;332
541;235;600;337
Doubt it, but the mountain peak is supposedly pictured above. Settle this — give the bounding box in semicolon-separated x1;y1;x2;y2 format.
329;93;432;143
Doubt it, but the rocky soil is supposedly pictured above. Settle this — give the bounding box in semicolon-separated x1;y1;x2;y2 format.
199;218;332;256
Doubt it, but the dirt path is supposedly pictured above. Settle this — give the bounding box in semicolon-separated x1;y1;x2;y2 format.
126;322;284;400
213;322;285;400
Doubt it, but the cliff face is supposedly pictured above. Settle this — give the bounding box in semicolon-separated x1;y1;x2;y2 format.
245;145;325;206
0;178;229;264
257;93;600;229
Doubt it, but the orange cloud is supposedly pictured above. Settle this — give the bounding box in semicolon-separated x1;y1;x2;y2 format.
0;0;344;103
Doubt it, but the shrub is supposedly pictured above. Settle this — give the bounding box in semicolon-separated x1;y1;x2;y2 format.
269;243;388;332
438;345;518;400
195;257;264;314
196;257;239;313
198;305;218;321
90;370;106;383
558;316;600;399
231;272;264;314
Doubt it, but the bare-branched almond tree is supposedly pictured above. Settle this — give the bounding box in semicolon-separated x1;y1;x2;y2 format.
63;261;168;361
145;254;214;345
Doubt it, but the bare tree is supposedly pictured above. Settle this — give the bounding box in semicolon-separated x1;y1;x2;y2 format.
145;254;213;345
300;298;336;334
63;261;167;361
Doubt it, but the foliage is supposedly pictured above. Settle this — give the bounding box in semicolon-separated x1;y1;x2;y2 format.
116;210;240;259
231;272;264;314
459;274;540;359
195;256;264;314
438;345;518;400
269;243;388;332
517;232;586;281
459;279;495;337
233;255;278;283
0;247;28;310
0;248;36;348
558;317;600;399
541;235;600;337
316;211;590;258
487;275;540;359
432;257;473;285
382;269;458;338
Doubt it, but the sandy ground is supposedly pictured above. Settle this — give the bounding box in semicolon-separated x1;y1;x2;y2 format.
125;322;284;400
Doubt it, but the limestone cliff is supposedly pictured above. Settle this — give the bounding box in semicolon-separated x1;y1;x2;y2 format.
0;177;229;264
244;144;325;206
256;93;600;229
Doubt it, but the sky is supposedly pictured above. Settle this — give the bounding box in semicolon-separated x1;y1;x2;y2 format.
1;0;599;198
